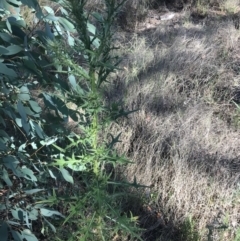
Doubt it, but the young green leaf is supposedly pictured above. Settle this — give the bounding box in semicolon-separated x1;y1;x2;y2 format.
60;167;73;184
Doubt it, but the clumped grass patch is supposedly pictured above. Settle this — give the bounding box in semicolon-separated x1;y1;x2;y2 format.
121;34;155;82
106;3;240;240
221;0;240;14
20;0;58;28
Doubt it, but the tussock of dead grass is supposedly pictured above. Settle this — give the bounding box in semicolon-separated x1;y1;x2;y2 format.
107;8;240;241
221;0;240;14
20;0;59;28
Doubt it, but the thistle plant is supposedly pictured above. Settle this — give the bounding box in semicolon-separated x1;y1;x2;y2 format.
0;0;142;240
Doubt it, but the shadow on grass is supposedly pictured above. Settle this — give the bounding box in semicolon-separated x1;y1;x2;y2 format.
105;9;240;241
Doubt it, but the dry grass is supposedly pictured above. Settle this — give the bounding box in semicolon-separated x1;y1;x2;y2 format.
221;0;240;14
104;2;240;240
20;0;59;28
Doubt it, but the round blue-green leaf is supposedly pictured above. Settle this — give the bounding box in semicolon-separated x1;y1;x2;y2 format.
24;106;35;116
17;101;27;122
0;33;21;45
7;221;20;226
11;229;23;241
22;119;30;135
0;141;7;151
4;45;23;55
0;0;20;15
4;109;16;119
45;22;54;40
15;118;22;127
91;36;100;48
18;86;30;101
0;130;10;139
11;25;26;40
32;122;45;139
17;92;30;101
0;63;17;77
41;93;57;110
1;168;12;186
0;221;8;241
44;13;59;21
60;7;68;16
43;6;54;14
0;46;9;55
16;19;26;28
28;209;38;220
0;116;6;127
3;156;19;172
87;22;96;35
68;74;77;90
11;208;24;221
21;229;38;241
23;59;39;75
6;19;12;33
7;0;22;6
21;167;37;182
